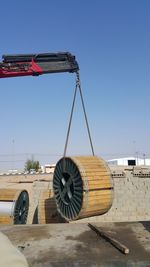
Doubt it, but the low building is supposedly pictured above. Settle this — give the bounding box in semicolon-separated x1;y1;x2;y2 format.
44;164;56;174
107;157;150;166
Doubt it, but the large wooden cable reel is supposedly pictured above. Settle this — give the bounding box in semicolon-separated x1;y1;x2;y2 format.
53;156;114;221
0;189;29;224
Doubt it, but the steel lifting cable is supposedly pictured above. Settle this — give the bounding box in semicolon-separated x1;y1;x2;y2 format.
63;71;95;162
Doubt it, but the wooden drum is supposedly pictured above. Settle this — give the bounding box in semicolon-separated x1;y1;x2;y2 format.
53;156;114;221
38;189;66;224
0;189;29;224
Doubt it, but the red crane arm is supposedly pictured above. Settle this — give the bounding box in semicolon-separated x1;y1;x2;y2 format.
0;52;79;78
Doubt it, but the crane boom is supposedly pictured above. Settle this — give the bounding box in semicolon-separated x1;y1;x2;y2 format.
0;52;79;78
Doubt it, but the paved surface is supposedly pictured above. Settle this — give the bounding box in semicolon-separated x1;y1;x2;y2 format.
0;222;150;266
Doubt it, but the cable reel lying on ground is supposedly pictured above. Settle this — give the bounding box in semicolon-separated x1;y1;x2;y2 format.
0;189;29;224
53;156;114;221
38;189;66;224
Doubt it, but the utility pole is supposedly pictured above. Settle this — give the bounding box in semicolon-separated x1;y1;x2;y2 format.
11;139;15;172
136;151;139;166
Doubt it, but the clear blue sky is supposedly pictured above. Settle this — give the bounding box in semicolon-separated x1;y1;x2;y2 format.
0;0;150;170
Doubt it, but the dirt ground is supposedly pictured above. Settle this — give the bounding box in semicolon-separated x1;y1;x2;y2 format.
0;222;150;266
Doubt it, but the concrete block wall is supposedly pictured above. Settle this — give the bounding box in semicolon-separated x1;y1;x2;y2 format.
75;167;150;223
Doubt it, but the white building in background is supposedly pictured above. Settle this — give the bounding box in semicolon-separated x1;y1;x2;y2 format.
40;164;56;174
44;164;56;174
107;157;150;166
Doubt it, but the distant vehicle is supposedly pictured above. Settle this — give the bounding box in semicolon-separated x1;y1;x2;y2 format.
30;169;36;174
24;171;29;175
8;169;18;175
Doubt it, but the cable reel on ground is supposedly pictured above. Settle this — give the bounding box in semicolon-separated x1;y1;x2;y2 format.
0;189;29;224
